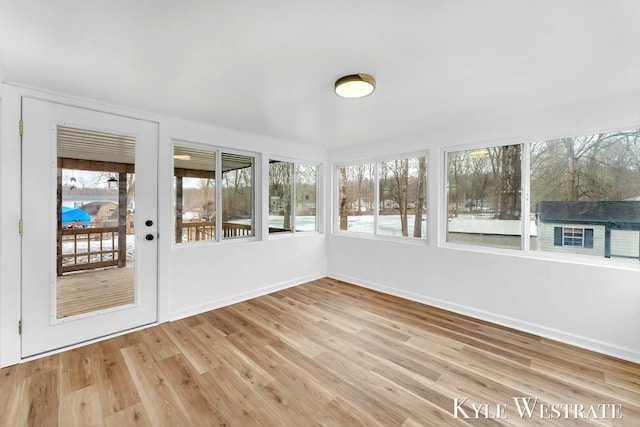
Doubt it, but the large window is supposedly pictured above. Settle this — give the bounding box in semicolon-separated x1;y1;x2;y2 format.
443;128;640;261
532;130;640;259
174;144;255;243
269;160;318;233
446;144;522;248
337;155;427;239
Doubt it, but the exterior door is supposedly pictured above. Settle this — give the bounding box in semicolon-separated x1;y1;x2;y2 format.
21;97;158;358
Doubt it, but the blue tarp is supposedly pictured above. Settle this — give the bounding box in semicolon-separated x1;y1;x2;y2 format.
62;206;91;223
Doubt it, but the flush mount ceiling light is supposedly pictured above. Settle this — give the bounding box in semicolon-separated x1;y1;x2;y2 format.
173;154;191;161
335;73;376;98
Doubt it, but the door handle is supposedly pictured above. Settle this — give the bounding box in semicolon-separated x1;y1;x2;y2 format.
145;234;155;241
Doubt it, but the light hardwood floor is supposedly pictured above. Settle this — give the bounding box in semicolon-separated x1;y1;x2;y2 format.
1;278;638;426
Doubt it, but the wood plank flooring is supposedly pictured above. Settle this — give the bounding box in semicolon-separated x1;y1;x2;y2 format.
2;278;639;426
56;263;134;319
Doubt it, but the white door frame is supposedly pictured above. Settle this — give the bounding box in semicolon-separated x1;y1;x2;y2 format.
20;96;159;358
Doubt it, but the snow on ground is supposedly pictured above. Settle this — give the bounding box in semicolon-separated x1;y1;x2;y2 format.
340;215;427;236
61;234;135;266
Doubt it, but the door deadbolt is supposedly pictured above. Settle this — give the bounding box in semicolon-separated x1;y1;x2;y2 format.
145;220;153;227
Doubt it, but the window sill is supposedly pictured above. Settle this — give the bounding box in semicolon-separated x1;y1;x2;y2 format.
332;230;428;246
172;235;261;250
268;231;322;240
439;241;640;271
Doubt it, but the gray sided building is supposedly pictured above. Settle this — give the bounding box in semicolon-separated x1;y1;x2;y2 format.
536;201;640;259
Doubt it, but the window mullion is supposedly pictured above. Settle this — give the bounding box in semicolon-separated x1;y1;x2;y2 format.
522;142;531;252
215;150;222;242
291;162;296;233
373;162;380;235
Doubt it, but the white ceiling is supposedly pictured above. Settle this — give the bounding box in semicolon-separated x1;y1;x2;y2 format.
1;0;638;149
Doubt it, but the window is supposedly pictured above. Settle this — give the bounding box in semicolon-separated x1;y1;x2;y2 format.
221;153;254;239
446;144;522;249
269;160;318;233
554;227;594;248
532;130;640;260
563;227;583;247
443;128;640;261
174;144;255;243
174;146;216;243
337;155;427;239
338;163;375;234
295;164;318;232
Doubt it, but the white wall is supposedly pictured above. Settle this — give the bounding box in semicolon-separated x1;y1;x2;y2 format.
327;89;640;362
163;117;327;321
0;84;327;367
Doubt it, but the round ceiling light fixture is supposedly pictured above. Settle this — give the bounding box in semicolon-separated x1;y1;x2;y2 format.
335;73;376;98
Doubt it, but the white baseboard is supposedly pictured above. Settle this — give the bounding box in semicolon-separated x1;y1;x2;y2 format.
168;273;326;321
328;272;640;364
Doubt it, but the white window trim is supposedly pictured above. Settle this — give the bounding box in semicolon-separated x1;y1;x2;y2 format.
171;139;260;247
439;131;640;270
266;156;322;238
333;150;429;242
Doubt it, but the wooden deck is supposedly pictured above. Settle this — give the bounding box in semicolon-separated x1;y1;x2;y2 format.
56;262;134;319
2;278;639;426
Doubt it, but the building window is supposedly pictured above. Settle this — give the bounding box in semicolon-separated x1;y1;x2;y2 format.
554;227;594;248
337;154;427;239
446;144;522;249
174;145;255;243
563;227;583;247
269;160;318;234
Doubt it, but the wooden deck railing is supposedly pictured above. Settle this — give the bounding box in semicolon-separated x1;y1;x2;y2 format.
222;222;252;238
58;226;120;275
181;221;215;241
181;221;253;241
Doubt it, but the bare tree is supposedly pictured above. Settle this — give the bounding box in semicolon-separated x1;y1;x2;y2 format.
339;166;349;230
447;151;467;215
488;145;521;220
385;159;410;236
269;161;292;229
531;130;640;208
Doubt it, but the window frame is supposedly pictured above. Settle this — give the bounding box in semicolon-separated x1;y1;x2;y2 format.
442;142;525;251
440;126;640;267
172;140;259;247
333;150;429;243
554;226;594;249
267;156;321;237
